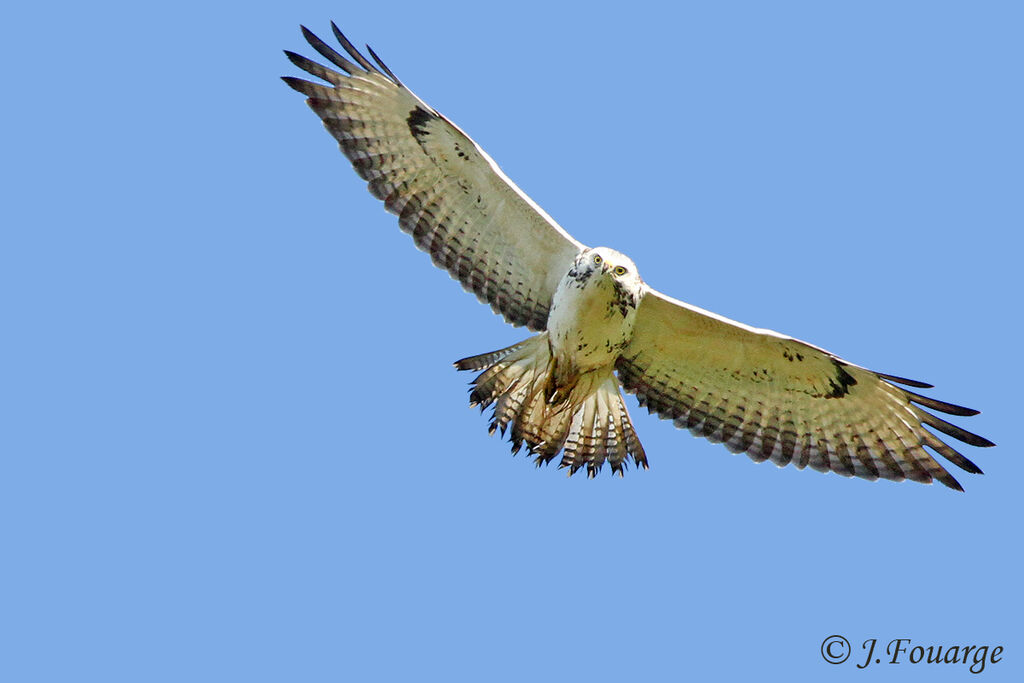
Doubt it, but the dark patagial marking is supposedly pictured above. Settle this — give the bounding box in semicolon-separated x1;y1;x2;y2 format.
407;106;435;140
820;362;858;399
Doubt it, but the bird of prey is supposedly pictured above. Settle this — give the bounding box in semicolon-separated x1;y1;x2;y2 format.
282;23;993;490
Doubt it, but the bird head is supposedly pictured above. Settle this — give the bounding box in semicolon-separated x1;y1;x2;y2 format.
579;247;642;291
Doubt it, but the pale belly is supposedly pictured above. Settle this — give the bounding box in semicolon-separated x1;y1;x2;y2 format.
547;277;638;373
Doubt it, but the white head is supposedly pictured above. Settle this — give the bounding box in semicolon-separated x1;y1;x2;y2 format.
573;247;641;287
560;246;644;314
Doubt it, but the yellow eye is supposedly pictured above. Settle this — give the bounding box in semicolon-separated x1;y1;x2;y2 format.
613;266;627;276
593;254;603;265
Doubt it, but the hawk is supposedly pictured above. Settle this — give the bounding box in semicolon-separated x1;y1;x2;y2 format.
283;23;994;489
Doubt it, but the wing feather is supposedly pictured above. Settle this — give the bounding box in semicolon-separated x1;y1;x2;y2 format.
616;289;994;490
283;25;584;330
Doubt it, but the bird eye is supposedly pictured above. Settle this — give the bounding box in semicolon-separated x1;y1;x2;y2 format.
593;254;603;265
613;266;627;276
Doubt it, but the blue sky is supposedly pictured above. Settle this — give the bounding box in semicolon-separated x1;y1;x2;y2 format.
3;1;1021;681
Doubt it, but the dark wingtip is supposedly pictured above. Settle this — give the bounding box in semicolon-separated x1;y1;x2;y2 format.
877;372;934;389
933;468;967;492
280;75;307;92
903;388;983;417
330;21;377;73
918;410;995;448
365;43;402;84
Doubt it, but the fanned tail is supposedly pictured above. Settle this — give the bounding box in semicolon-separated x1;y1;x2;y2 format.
454;334;648;477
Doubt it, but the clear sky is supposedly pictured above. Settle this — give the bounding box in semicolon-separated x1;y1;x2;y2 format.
3;1;1021;681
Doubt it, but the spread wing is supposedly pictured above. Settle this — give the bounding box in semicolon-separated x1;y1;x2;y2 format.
616;289;994;490
283;24;584;331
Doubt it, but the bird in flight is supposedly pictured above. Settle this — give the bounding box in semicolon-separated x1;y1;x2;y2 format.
282;23;993;490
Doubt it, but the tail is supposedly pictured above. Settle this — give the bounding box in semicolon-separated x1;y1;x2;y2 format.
454;335;648;477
